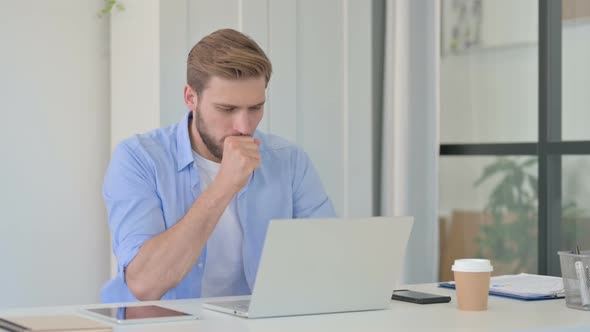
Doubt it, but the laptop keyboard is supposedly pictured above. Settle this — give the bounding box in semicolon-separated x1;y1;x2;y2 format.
214;299;251;312
230;300;250;312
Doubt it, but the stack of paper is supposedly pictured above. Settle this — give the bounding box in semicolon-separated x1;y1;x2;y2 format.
439;273;565;301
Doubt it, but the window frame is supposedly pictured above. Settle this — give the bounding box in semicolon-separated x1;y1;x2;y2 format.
439;0;590;276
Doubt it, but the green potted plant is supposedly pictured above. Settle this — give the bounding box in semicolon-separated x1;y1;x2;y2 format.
474;157;538;274
474;157;586;274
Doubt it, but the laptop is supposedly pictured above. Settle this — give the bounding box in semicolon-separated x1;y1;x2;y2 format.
202;216;414;318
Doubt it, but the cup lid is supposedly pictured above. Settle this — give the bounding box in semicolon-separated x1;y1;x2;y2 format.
452;259;493;272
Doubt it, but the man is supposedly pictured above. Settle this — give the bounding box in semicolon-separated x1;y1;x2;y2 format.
101;29;335;303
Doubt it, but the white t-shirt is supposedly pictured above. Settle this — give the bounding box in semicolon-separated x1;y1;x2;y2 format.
193;151;250;297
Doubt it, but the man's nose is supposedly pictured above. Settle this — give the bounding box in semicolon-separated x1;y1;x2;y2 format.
232;110;252;135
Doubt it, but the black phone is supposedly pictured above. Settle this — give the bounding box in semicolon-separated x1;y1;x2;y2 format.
391;289;452;304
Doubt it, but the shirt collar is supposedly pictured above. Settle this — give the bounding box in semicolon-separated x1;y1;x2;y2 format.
176;111;194;172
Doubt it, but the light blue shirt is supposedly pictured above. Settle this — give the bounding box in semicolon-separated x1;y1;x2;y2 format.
101;112;336;303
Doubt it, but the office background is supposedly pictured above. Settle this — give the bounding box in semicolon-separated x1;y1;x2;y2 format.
0;0;588;309
439;0;590;279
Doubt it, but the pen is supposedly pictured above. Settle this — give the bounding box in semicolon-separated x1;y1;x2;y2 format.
575;261;590;306
574;245;590;306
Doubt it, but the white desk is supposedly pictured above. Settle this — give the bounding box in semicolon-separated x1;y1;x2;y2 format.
1;284;589;332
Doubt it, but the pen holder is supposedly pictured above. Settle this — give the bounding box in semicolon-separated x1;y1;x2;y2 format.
558;250;590;310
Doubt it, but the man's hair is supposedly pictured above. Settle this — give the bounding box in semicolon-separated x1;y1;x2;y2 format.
187;29;272;95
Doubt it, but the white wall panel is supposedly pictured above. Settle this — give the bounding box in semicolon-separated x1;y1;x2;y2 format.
0;0;110;308
160;0;190;127
347;0;374;217
267;0;298;142
110;0;160;146
297;0;345;215
188;0;240;44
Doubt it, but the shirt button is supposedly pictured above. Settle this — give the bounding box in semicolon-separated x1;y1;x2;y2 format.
198;263;203;269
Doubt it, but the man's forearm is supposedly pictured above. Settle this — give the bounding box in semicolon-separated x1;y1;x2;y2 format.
124;180;235;301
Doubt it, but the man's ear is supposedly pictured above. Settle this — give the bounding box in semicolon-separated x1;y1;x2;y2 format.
184;84;198;110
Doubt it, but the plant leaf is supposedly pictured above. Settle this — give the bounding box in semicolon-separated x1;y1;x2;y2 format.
527;174;538;197
520;157;537;168
474;158;511;187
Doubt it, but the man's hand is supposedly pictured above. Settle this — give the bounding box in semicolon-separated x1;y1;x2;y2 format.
215;136;261;194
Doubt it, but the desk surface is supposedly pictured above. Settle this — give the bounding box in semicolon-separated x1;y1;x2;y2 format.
1;284;589;332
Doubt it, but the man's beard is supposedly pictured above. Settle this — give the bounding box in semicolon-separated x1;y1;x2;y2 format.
194;107;224;160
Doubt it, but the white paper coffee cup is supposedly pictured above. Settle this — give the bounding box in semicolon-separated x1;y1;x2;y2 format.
452;259;493;311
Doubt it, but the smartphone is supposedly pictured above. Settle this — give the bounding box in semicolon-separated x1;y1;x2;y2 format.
392;289;451;304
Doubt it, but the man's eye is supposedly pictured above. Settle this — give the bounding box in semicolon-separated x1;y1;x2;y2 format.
218;107;235;112
250;106;262;111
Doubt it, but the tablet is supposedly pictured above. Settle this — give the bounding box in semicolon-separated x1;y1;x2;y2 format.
81;305;198;324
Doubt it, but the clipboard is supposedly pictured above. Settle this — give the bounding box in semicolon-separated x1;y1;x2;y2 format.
438;273;565;301
438;282;564;301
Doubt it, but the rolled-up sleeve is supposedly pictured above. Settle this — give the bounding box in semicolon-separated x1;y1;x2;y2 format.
291;147;337;218
103;141;166;273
